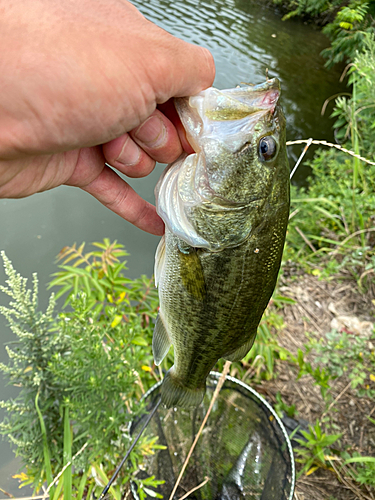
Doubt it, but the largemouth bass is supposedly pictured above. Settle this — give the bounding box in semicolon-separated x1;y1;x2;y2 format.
153;78;290;408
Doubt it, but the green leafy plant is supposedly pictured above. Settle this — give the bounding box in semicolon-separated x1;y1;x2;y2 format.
308;329;375;399
275;392;297;419
322;1;375;68
297;348;334;400
270;0;375;68
0;245;164;498
285;36;375;278
338;418;375;487
344;454;375;487
294;420;342;477
275;0;343;21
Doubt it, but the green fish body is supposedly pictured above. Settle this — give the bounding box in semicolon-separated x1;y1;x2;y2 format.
153;79;290;408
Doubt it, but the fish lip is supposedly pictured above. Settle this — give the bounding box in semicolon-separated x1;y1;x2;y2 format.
250;77;281;92
176;78;281;153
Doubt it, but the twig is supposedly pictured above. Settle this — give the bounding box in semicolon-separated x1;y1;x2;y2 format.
293;490;301;500
286;139;375;166
360;426;365;450
42;442;88;498
168;361;232;500
290;138;313;179
329;460;371;500
296;303;323;334
321;381;352;420
177;476;210;500
340;63;355;82
289;208;300;220
321;93;351;116
0;488;14;499
0;497;45;500
295;226;316;253
293;381;312;412
330;228;375;255
0;496;51;500
359;268;375;288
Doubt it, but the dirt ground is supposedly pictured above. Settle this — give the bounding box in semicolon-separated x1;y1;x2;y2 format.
252;273;375;500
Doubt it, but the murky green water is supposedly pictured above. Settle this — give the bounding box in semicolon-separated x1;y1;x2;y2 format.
0;0;346;492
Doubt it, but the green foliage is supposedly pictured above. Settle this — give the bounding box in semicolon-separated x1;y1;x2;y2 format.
272;0;375;67
286;329;375;486
276;0;343;21
290;329;375;487
275;392;297;418
296;348;333;400
343;454;375;486
308;328;375;398
331;34;375;157
0;245;163;498
286;36;375;280
338;418;375;487
294;420;342;476
322;1;375;67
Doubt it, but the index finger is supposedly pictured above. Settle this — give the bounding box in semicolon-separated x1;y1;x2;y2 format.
149;32;215;103
80;162;164;235
157;100;195;154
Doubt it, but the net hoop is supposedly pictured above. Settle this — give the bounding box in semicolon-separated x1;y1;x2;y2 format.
131;371;295;500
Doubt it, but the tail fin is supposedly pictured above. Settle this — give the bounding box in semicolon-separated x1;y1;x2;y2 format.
161;369;205;408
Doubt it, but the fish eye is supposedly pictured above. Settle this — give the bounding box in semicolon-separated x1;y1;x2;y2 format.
258;136;277;161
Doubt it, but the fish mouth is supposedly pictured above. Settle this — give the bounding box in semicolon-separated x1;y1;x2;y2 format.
175;78;281;154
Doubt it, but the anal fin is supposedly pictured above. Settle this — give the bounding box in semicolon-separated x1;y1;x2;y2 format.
152;312;171;366
223;335;256;362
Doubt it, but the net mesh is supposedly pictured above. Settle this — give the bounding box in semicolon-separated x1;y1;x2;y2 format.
131;373;295;500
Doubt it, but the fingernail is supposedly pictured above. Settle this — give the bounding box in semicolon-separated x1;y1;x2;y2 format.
116;136;141;165
134;115;167;148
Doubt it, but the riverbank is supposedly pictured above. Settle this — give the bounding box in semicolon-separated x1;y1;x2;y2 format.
253;270;375;500
266;34;375;496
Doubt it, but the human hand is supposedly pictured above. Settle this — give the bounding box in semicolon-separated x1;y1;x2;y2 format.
0;0;215;235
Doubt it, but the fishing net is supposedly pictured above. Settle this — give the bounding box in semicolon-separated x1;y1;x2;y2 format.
130;372;295;500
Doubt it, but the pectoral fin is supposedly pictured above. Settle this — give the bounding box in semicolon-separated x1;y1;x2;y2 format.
179;247;206;301
223;335;256;362
152;312;171;366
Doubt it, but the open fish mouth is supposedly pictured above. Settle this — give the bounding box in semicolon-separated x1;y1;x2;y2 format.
155;79;282;250
175;78;281;155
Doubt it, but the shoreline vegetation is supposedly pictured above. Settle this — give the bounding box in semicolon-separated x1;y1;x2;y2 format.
1;2;375;499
